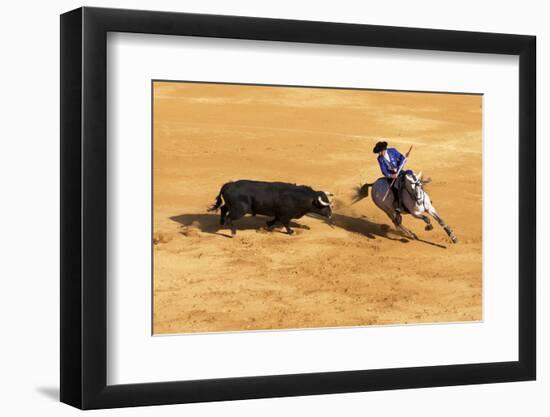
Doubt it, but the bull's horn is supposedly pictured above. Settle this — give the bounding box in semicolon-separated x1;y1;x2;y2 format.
317;196;331;206
417;171;423;180
323;191;334;197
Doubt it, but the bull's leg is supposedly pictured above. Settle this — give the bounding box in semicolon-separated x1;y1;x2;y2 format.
266;217;278;229
428;207;457;243
219;205;228;225
226;209;245;237
225;205;248;237
280;217;295;235
225;217;237;237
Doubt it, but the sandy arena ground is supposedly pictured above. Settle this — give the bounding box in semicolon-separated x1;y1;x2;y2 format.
153;82;482;334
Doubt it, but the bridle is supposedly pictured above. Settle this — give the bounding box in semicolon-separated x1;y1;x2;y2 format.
409;175;427;210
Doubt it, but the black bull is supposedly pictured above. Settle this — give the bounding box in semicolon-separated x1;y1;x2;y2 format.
208;180;332;236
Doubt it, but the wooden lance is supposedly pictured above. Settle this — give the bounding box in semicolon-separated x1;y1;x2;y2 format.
381;145;413;202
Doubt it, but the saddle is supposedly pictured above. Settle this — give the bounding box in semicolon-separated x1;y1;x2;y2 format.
385;176;407;213
386;173;418;213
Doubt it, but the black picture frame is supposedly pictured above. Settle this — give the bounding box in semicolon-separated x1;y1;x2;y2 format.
60;6;536;410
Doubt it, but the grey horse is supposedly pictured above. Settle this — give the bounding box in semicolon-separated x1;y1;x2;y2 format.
353;172;458;243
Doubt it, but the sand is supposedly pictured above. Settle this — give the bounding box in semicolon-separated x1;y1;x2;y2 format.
153;82;482;334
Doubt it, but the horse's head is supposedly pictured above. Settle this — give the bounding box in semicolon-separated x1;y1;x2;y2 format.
405;171;426;204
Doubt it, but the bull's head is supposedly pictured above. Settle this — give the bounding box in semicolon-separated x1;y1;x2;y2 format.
312;191;333;219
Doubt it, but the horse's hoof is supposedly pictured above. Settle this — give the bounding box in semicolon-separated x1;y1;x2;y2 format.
451;236;458;243
425;224;433;231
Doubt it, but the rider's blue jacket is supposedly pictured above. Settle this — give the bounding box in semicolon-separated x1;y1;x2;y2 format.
377;147;406;177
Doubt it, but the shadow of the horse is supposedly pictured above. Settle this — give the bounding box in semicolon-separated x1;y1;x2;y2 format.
331;213;446;248
329;213;409;242
169;212;445;248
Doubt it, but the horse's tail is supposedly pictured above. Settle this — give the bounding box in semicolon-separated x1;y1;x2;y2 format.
351;182;373;205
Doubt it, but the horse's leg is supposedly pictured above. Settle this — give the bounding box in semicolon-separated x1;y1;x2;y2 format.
422;215;434;231
410;212;433;231
385;209;417;240
398;224;418;240
396;193;420;239
428;207;457;243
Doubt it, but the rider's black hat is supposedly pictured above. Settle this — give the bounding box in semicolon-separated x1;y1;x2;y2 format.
373;141;388;153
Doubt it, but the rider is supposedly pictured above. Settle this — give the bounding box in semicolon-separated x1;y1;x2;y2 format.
373;140;413;212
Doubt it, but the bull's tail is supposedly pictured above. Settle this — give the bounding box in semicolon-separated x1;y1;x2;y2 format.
351;183;373;205
207;182;232;212
207;192;223;213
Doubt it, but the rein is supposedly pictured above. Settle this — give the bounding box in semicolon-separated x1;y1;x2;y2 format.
413;180;427;211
